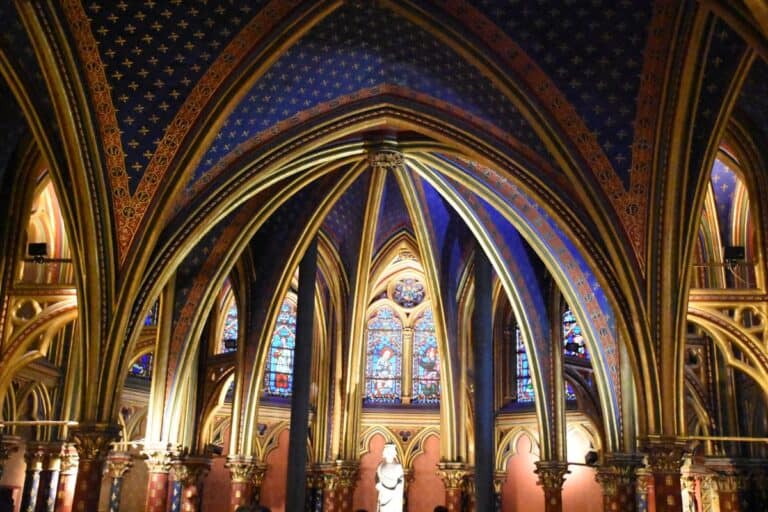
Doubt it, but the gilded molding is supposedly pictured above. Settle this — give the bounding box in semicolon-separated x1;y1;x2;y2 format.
436;462;468;491
105;453;133;479
70;424;120;461
171;456;211;486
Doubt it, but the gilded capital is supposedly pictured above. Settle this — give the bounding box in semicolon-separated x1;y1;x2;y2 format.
70;424;120;461
106;452;133;479
534;461;569;491
644;439;686;475
436;462;468;490
225;455;266;485
334;460;359;488
142;448;175;473
172;456;211;486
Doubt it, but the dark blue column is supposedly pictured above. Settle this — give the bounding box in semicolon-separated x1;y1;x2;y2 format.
285;238;318;512
473;248;494;512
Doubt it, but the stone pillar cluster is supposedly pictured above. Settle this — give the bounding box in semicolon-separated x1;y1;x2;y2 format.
225;455;267;510
645;441;686;512
70;424;120;512
143;447;175;512
171;455;211;512
595;454;643;512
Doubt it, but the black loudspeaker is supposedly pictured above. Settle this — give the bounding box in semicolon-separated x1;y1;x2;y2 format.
724;246;745;262
27;242;48;257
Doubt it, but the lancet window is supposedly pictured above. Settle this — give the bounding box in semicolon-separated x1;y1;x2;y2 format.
264;299;297;397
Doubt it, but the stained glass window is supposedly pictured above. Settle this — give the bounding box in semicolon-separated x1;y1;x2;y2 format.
565;381;577;401
365;305;403;404
516;328;534;403
130;353;153;379
392;277;426;308
144;300;159;326
264;300;297;397
220;300;239;353
563;309;589;359
412;308;440;404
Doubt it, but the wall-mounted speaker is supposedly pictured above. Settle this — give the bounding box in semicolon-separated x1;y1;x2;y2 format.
27;242;48;257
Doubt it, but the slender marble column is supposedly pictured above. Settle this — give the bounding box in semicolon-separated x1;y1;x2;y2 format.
596;454;643;512
36;443;63;512
172;456;211;512
635;466;651;512
437;462;467;512
473;249;494;512
225;456;266;510
143;448;174;512
645;440;685;512
285;238;318;512
69;424;119;512
21;443;45;512
535;460;569;512
105;452;133;512
53;445;77;512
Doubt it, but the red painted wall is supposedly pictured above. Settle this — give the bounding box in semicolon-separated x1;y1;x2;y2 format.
352;433;385;512
260;429;289;511
501;434;544;512
562;428;602;512
407;434;445;511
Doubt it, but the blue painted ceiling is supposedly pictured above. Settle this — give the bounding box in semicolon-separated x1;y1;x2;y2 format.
83;0;268;193
481;0;654;187
192;1;552;185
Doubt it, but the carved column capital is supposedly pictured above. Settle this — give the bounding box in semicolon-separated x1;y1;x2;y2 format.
535;460;569;491
106;452;133;479
70;423;120;461
334;459;359;488
644;439;686;475
59;443;79;475
171;456;211;487
493;470;506;494
225;455;266;485
23;442;48;469
436;462;468;490
596;453;643;496
142;446;176;473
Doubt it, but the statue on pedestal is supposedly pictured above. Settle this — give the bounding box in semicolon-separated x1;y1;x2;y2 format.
376;443;404;512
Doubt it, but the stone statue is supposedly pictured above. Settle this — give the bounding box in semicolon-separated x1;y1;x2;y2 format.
376;443;404;512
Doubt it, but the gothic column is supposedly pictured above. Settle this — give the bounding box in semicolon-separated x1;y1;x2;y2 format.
303;466;320;512
286;238;318;512
334;460;358;512
535;460;569;512
634;466;652;512
473;248;494;512
319;463;339;512
53;445;78;512
706;459;741;512
21;443;45;512
36;443;63;512
70;424;119;512
171;456;211;512
645;440;685;512
437;462;467;512
143;448;174;512
493;470;506;512
225;456;266;510
596;454;643;512
105;452;133;512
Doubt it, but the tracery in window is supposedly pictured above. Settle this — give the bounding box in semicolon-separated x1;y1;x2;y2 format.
412;308;440;404
516;328;534;403
365;305;403;404
264;299;297;397
220;300;239;353
563;309;589;360
130;353;153;379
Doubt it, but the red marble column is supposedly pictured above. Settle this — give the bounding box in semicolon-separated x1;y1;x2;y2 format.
143;448;174;512
646;441;685;512
70;424;119;512
320;464;339;512
225;456;266;510
535;461;569;512
53;445;78;512
333;461;358;512
172;456;211;512
706;459;741;512
437;462;468;512
596;454;643;512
